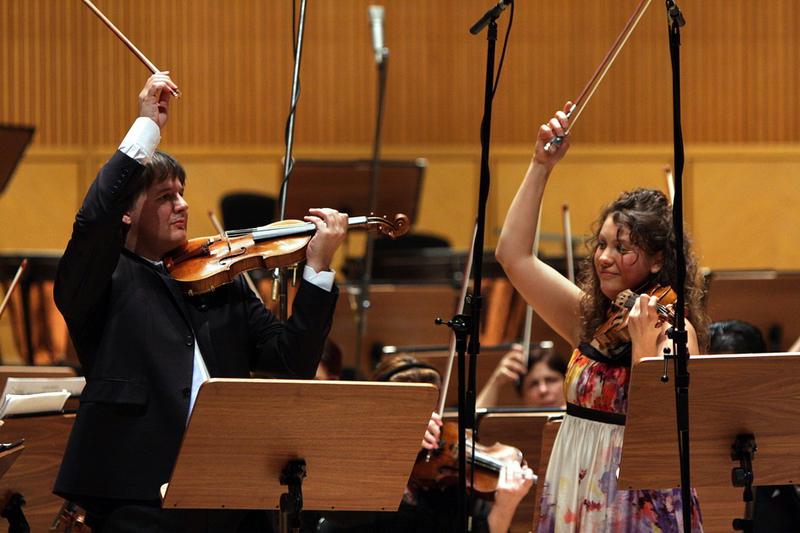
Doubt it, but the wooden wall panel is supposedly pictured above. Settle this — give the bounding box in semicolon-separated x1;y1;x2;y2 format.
492;146;677;254
0;154;82;251
691;152;800;271
2;1;800;147
3;144;800;274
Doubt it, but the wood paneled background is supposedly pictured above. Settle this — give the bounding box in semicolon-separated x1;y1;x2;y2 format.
1;0;799;270
3;0;800;145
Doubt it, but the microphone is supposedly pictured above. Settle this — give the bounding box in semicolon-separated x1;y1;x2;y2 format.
469;0;511;35
368;5;386;65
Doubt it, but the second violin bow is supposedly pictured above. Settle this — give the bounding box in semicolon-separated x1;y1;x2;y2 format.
664;165;675;204
562;204;575;284
0;259;27;320
545;0;652;151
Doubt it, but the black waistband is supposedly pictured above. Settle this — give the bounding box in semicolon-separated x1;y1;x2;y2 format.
578;342;632;367
567;402;626;426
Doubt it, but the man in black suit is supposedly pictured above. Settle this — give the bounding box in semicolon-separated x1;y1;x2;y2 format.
53;73;347;532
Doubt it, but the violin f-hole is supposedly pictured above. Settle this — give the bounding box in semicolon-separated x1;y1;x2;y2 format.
217;246;248;264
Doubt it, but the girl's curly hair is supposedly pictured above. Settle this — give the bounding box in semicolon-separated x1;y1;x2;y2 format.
577;188;708;351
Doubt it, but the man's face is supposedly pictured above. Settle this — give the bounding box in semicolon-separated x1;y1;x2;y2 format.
124;175;188;260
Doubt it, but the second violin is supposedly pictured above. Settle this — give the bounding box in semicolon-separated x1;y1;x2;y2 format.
411;421;536;501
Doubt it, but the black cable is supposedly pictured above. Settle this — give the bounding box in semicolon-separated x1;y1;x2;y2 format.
491;0;514;98
480;2;514;151
278;0;301;214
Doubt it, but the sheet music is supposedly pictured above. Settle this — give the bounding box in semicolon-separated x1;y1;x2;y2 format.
1;377;85;397
0;390;70;419
0;376;84;418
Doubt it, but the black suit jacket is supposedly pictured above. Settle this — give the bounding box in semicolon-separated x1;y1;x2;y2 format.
53;151;337;503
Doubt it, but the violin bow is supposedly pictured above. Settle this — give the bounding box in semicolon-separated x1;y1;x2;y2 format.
82;0;181;98
562;204;575;284
435;223;478;418
664;165;675;204
520;214;542;369
545;0;653;150
0;259;27;320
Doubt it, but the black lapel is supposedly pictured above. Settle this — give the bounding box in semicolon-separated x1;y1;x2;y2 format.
122;249;195;332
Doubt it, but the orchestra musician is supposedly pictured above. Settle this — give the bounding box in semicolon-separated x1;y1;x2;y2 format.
476;343;567;409
495;103;708;532
52;73;347;533
318;354;533;533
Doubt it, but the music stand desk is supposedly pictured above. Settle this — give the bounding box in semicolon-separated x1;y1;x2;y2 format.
0;445;24;480
0;124;34;195
620;352;800;489
164;378;437;512
284;159;425;224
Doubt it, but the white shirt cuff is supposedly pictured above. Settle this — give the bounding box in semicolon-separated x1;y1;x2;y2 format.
118;117;161;163
303;265;334;292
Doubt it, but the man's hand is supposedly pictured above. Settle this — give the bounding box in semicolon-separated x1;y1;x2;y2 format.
138;72;178;129
304;208;348;273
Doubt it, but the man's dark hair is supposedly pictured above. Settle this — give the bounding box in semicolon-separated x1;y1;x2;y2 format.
708;320;766;354
124;151;186;211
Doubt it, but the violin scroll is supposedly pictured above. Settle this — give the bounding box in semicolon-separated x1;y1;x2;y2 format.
365;213;410;239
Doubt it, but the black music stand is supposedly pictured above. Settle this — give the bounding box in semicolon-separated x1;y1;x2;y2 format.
0;443;27;532
619;353;800;532
163;378;438;531
0;125;35;195
284;159;426;374
284;159;425;222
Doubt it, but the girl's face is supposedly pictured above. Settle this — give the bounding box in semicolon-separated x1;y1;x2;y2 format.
593;215;662;299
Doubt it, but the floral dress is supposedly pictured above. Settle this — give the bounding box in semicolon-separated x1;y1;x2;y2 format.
537;343;703;532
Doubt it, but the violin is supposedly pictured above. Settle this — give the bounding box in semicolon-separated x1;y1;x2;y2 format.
164;213;409;295
592;284;677;357
410;421;535;500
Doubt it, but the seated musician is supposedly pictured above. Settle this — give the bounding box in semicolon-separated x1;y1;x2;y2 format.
708;320;766;354
476;343;567;409
52;73;347;533
319;354;533;533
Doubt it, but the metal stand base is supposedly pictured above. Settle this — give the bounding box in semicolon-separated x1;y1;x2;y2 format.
279;459;307;533
731;433;756;532
0;493;29;533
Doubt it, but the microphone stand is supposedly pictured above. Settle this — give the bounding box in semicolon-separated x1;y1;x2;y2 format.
355;48;389;375
438;2;510;530
662;1;693;530
275;0;309;321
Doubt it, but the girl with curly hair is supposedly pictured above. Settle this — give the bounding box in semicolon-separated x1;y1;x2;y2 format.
495;102;707;532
